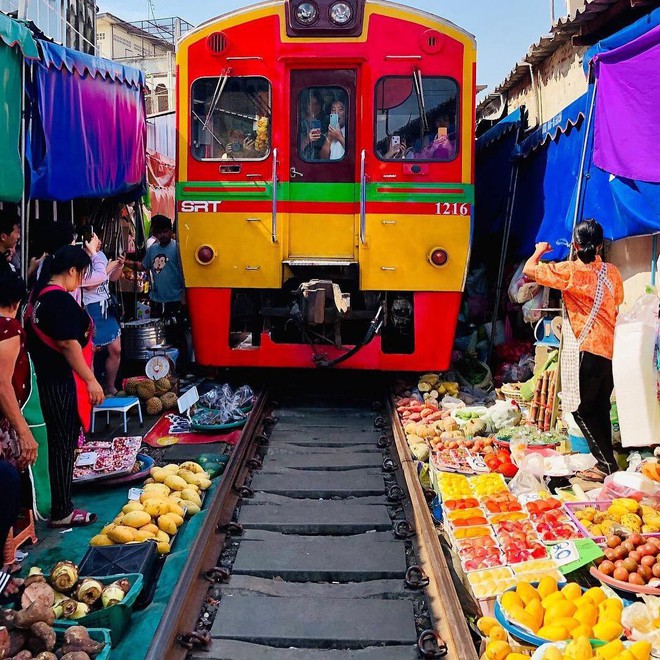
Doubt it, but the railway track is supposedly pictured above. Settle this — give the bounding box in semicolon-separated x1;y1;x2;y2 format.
147;381;478;660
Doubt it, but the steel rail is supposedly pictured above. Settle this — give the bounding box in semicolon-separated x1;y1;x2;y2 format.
386;397;479;660
146;390;270;660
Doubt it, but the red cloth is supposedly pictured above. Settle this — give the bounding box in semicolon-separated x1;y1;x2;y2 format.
147;150;175;219
0;317;30;408
143;413;242;447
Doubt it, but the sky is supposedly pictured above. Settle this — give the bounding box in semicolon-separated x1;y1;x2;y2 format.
97;0;562;95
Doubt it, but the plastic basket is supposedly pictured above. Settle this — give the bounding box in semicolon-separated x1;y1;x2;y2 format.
55;572;143;645
53;625;112;660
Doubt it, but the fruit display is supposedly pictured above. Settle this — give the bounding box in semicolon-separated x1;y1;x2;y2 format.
498;579;624;643
489;512;529;524
459;541;506;572
444;497;481;510
468;567;517;599
73;436;142;482
478;617;516;660
484;449;519;478
482;493;523;514
416;373;459;399
537;639;650;660
123;376;179;415
527;500;584;543
621;598;660;652
470;473;509;497
90;461;210;555
593;534;660;590
453;525;495;540
568;499;660;539
437;473;474;499
446;508;488;528
495;520;547;564
511;559;564;584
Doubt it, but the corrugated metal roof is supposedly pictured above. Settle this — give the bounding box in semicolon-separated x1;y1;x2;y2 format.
477;0;635;114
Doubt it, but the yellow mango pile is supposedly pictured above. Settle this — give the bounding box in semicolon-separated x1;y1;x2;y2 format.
89;461;210;554
501;578;624;643
544;639;650;660
576;499;660;537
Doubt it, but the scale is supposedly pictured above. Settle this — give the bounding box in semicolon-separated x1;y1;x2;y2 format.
144;345;176;380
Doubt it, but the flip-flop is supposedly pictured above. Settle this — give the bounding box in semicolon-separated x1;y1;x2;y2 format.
47;509;97;528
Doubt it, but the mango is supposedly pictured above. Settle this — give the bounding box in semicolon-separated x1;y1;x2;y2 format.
181;500;201;516
538;576;559;600
164;474;187;492
90;534;114;547
516;582;540;605
177;469;198;484
507;655;530;660
140;523;159;535
101;523;116;535
143;499;170;518
583;587;607;605
156;530;170;543
545;601;577;623
484;640;511;660
542;592;567;610
553;617;580;632
537;625;570;642
157;541;171;555
488;625;506;642
571;624;594;640
180;461;205;474
158;513;178;535
592;621;623;642
122;510;153;529
151;467;167;483
107;525;136;544
509;606;537;633
143;483;170;496
122;501;145;514
167;502;185;518
562;583;583;601
168;513;184;527
525;599;544;632
595;639;625;660
477;616;500;636
133;530;156;542
501;591;525;613
181;489;202;507
574;604;599;628
566;636;595;660
628;641;652;660
544;648;564;660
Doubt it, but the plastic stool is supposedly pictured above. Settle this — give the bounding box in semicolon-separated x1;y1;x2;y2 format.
91;397;143;434
4;509;37;564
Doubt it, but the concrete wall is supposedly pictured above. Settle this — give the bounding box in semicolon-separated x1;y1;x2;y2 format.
607;235;658;313
507;41;589;125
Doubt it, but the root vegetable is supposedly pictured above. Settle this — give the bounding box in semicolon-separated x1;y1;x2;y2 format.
24;569;45;589
8;630;27;656
27;622;55;654
0;626;8;658
14;604;55;630
101;584;125;608
11;651;33;660
62;627;106;657
75;580;103;607
21;582;55;611
66;603;89;621
49;562;78;594
34;653;57;660
61;653;91;660
0;610;17;630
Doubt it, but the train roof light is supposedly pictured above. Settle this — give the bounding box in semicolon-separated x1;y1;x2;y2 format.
329;2;352;25
295;2;319;25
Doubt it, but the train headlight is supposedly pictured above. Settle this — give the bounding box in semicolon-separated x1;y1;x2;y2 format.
428;248;449;267
329;2;352;25
295;2;319;25
196;245;216;265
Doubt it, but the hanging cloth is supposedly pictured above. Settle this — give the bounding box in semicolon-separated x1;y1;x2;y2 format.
560;264;614;412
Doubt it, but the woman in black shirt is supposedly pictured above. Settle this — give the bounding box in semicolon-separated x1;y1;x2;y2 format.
26;246;104;527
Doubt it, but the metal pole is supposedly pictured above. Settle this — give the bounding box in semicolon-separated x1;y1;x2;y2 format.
20;58;27;280
652;234;658;287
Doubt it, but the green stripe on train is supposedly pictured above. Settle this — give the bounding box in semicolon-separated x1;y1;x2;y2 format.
177;182;474;203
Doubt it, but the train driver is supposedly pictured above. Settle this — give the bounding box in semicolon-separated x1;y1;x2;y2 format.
319;99;346;161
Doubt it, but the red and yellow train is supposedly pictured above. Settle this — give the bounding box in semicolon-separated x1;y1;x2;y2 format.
176;0;476;369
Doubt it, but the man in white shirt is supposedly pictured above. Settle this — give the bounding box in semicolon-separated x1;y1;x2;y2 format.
320;100;346;160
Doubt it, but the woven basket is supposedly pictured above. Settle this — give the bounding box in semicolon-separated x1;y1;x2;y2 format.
501;383;525;406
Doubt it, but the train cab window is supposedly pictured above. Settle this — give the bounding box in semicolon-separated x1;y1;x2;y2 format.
374;76;459;162
190;76;271;161
297;86;349;162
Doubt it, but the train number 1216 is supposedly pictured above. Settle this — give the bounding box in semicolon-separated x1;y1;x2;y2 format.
436;202;470;216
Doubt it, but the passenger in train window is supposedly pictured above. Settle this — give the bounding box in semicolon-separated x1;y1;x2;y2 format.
410;114;456;160
319;99;346;160
380;135;408;159
299;90;327;160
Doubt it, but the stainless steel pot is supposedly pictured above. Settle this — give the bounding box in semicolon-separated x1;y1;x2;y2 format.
121;319;166;360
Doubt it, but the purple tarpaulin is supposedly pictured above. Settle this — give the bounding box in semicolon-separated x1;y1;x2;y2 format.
29;41;146;201
592;24;660;184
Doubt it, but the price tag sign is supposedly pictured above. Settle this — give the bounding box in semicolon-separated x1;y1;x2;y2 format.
518;492;542;506
551;541;580;567
75;452;98;467
178;386;200;416
128;488;143;501
466;454;489;473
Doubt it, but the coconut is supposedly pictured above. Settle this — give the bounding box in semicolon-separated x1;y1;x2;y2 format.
159;392;178;411
145;397;163;416
136;380;156;401
155;378;171;394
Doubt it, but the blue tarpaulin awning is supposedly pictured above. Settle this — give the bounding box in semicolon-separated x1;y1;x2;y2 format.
476;108;522;153
28;41;147;202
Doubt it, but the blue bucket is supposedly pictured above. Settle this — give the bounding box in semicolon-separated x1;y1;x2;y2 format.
569;435;590;454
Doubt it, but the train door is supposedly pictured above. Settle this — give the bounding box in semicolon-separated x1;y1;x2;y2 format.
287;70;357;261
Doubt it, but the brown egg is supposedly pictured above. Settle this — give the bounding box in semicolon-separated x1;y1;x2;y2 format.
604;548;617;561
621;540;635;554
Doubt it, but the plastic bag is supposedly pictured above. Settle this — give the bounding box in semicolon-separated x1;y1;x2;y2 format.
621;596;660;652
600;471;660;504
487;400;522;432
508;466;546;497
440;395;465;412
508;262;540;305
522;286;549;324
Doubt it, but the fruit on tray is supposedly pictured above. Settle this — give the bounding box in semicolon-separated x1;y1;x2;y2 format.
91;461;210;554
495;520;543;548
484;450;519;478
596;534;660;587
448;508;488;527
504;545;548;564
444;497;480;510
471;474;509;497
454;525;494;540
457;536;500;552
511;559;561;575
537;638;651;660
575;499;660;537
468;567;516;598
529;509;584;542
500;580;623;642
526;498;563;516
461;546;506;572
438;473;473;499
489;512;529;524
482;492;523;514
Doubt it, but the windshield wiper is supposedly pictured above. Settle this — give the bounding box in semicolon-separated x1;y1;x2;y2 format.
203;67;231;131
413;68;429;136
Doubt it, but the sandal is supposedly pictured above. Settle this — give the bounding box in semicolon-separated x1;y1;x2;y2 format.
47;509;98;528
575;467;608;483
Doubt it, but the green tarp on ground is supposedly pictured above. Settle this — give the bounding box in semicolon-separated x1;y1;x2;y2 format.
0;13;38;202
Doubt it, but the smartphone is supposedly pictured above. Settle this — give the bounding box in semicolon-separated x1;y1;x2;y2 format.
390;135;401;148
329;113;339;129
437;126;448;138
310;119;321;131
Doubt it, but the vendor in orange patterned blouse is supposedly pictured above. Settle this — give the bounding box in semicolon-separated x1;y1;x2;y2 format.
523;220;624;482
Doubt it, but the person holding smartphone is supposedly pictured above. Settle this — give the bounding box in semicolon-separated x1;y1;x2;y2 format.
413;114;455;160
320;99;347;161
79;225;124;395
299;90;326;160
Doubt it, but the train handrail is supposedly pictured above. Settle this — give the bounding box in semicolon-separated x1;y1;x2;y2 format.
359;149;367;245
271;147;278;243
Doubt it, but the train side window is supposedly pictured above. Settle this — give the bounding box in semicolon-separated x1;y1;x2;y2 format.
298;86;348;162
190;76;271;161
374;76;459;162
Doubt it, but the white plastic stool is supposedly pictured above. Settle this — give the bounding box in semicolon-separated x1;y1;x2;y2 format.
91;397;143;434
